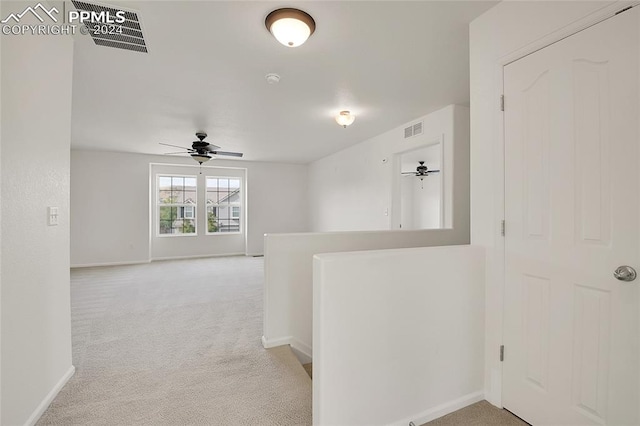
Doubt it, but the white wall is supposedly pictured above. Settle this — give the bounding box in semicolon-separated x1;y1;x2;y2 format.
469;0;624;407
263;228;470;360
313;245;485;426
71;150;308;266
0;17;3;423
308;105;469;234
1;6;75;424
264;104;471;360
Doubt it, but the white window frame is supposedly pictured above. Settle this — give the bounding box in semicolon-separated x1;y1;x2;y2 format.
156;174;198;237
205;176;243;235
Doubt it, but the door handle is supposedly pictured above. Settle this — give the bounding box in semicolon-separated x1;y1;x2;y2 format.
614;265;637;282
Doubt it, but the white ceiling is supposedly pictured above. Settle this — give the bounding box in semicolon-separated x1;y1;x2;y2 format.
70;1;496;163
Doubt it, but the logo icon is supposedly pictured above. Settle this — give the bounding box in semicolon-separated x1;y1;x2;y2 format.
1;3;59;24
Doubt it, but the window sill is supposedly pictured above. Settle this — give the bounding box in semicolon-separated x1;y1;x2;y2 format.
156;233;198;238
205;232;243;236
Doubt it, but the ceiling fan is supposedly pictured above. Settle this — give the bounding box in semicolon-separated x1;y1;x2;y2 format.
160;132;243;165
402;161;439;177
401;161;440;188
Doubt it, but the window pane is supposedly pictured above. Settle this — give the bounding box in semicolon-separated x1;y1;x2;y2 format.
219;205;229;221
159;206;177;234
159;190;173;204
207;206;218;233
172;219;184;234
159;176;173;204
218;179;229;204
206;178;218;204
159;220;173;234
227;191;240;203
171;176;184;190
159;176;172;190
174;190;185;203
184;191;197;204
159;206;177;220
204;177;241;234
182;219;195;234
157;175;197;235
206;178;218;189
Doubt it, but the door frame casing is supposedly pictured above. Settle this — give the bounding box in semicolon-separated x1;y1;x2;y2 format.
490;0;640;408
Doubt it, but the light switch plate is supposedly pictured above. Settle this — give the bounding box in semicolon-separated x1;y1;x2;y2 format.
48;207;59;226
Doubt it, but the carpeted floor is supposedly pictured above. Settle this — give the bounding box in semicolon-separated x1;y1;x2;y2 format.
422;401;529;426
37;256;312;425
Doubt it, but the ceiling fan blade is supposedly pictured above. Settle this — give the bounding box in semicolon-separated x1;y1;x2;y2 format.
401;172;417;175
211;150;243;158
159;142;192;150
428;170;441;173
163;151;188;155
203;143;221;152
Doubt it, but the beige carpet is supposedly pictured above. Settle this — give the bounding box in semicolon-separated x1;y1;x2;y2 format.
423;401;529;426
37;256;311;425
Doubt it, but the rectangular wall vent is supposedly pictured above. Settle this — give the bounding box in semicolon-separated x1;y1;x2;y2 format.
404;126;413;139
412;121;423;136
71;1;148;53
403;121;424;139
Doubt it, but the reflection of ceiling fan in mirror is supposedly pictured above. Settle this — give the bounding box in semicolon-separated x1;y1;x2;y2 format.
160;132;244;166
401;161;440;188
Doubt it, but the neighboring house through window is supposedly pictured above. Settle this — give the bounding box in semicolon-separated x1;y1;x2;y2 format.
157;175;197;235
206;177;242;233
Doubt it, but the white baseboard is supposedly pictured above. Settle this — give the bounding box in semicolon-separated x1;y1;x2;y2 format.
261;336;312;363
391;390;484;426
151;253;245;262
290;338;312;361
73;253;252;268
393;391;484;426
24;365;75;426
262;335;293;349
71;260;150;268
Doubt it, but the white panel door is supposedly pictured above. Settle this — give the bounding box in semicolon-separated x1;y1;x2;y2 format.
503;7;639;425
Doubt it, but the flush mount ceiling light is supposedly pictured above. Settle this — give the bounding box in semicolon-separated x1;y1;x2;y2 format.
335;110;356;128
265;73;281;84
265;8;316;47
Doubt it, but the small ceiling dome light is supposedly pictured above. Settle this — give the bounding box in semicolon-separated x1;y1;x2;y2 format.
265;8;316;47
265;73;281;84
335;110;356;128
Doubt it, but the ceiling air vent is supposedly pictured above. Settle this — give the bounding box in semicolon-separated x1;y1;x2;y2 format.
403;120;424;139
71;1;147;53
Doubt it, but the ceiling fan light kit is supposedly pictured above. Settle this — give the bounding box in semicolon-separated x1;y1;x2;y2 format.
265;8;316;47
191;153;212;164
335;110;356;128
